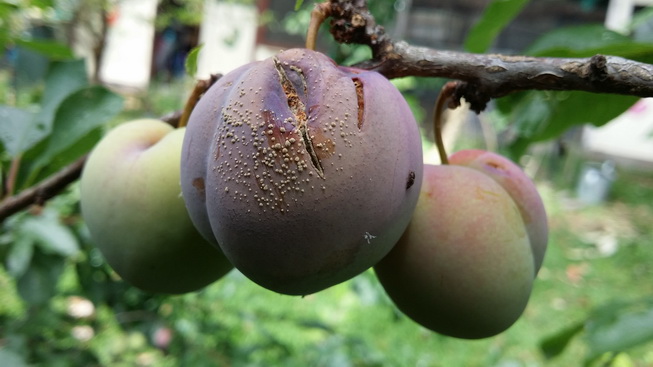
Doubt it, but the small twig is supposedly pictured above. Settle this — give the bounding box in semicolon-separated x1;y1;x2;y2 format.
306;2;332;50
0;155;87;222
5;155;21;198
178;74;221;128
160;110;183;128
433;82;461;165
92;0;110;83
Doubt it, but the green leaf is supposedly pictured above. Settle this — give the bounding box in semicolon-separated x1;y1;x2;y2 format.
295;0;305;11
541;91;633;141
16;251;65;305
499;90;637;156
14;39;75;60
18;210;80;257
42;86;123;159
629;6;653;37
185;44;203;78
524;24;653;64
9;59;96;189
526;25;630;56
32;128;102;182
585;299;653;364
0;106;39;157
0;348;28;367
498;91;551;139
31;85;123;175
6;236;35;278
32;59;89;142
0;266;25;318
0;2;18;20
464;0;530;53
539;321;584;359
27;0;55;10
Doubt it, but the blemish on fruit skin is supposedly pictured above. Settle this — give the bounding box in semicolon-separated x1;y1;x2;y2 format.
474;186;501;202
406;171;416;190
484;161;510;177
363;232;376;244
192;178;206;200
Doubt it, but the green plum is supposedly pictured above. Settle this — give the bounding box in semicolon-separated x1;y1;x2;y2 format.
80;119;233;294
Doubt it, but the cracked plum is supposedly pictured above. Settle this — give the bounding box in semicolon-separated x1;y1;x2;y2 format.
181;48;423;295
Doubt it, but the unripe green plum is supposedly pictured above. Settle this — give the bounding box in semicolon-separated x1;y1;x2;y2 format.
375;152;547;339
181;48;423;295
80;119;233;294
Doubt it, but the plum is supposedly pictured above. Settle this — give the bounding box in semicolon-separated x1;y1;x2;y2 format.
80;119;233;294
181;48;423;295
448;149;548;272
374;151;548;339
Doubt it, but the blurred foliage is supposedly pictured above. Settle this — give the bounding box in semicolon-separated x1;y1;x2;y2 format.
0;0;106;62
1;0;653;366
0;58;123;191
464;0;530;53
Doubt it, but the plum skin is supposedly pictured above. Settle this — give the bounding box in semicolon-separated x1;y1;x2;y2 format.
449;149;548;273
80;119;233;294
374;154;546;339
181;48;423;295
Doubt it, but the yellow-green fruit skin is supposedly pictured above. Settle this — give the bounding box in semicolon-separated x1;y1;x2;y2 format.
374;163;536;339
80;119;233;294
449;149;548;273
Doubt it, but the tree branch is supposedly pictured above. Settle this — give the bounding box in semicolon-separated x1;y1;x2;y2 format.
0;155;87;222
327;0;653;112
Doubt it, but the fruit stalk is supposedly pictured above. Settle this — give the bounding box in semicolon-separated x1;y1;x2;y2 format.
432;81;461;165
306;2;331;50
179;74;221;128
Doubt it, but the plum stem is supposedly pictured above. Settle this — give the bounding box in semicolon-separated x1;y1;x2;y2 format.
433;81;461;165
306;2;331;51
4;155;21;199
179;74;221;128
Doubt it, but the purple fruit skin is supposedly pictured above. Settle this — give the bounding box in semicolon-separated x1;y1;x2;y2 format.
181;48;423;295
